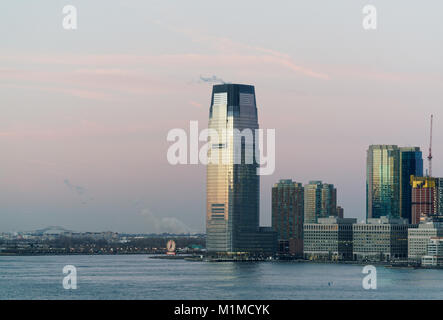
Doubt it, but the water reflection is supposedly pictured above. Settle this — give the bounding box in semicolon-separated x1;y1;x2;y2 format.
1;255;443;300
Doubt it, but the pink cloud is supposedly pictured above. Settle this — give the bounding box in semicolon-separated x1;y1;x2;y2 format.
189;101;203;108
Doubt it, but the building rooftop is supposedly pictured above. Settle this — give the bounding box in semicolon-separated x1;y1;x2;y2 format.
363;216;408;225
315;217;357;224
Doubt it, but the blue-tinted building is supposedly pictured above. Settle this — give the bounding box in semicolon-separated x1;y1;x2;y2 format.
400;147;423;223
366;145;423;221
367;145;401;219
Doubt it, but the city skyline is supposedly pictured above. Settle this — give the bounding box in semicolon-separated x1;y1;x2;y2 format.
4;1;443;306
1;1;443;233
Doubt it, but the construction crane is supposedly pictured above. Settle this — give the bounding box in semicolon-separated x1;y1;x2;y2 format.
427;114;433;177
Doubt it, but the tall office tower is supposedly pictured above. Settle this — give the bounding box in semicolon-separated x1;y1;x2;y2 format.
337;206;344;218
272;179;304;256
206;84;276;254
366;145;401;219
304;181;337;223
411;176;438;224
304;181;322;224
321;183;337;217
399;147;423;223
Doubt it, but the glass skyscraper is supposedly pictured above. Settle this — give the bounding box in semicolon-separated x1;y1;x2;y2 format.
367;145;401;219
366;145;422;221
206;84;276;254
399;147;423;223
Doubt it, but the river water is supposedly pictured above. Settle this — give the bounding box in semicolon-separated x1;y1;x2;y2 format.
0;255;441;299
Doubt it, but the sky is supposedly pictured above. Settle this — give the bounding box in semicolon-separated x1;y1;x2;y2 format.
1;0;442;233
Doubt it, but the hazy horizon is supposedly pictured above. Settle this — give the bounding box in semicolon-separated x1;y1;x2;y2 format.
1;1;442;233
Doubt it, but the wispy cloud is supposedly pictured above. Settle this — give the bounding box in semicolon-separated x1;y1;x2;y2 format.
189;100;203;108
0;119;154;140
199;75;225;84
64;179;86;196
153;21;330;80
64;179;94;205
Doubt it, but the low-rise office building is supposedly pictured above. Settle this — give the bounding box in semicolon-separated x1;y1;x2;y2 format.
353;216;413;262
421;237;443;267
408;217;443;264
303;217;356;261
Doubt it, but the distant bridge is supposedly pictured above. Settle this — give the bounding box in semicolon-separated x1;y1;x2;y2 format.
34;226;73;235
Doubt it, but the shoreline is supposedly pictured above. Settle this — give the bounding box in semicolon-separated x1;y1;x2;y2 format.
2;253;442;270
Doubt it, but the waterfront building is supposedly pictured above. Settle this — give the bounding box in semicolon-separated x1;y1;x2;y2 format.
399;147;423;223
303;217;356;261
272;179;304;256
421;237;443;267
366;145;423;221
410;176;438;224
408;217;443;264
205;83;277;254
366;145;401;219
352;216;412;261
304;181;337;223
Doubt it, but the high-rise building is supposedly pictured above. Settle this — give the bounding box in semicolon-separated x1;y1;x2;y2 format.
272;179;304;256
304;181;321;224
206;83;276;254
410;176;438;224
321;183;337;217
337;206;344;218
366;145;423;221
366;145;401;219
399;147;423;223
304;181;337;223
437;178;443;216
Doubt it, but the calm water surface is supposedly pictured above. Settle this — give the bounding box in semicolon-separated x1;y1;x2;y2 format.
0;255;442;299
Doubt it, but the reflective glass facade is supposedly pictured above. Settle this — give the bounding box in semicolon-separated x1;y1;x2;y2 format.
399;147;423;223
366;145;400;219
366;145;423;221
206;84;275;253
